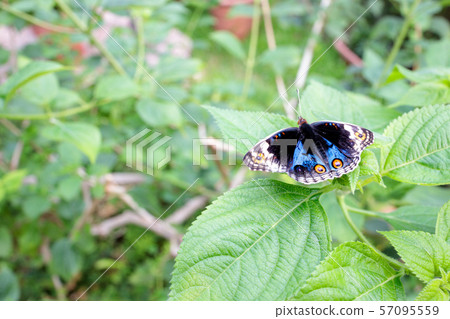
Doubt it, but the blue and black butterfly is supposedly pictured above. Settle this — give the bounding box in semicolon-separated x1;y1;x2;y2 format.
243;117;374;184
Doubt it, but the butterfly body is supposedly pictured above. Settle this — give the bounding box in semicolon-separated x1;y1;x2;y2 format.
243;118;373;184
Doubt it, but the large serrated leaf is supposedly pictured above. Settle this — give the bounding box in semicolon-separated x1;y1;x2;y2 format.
169;179;331;300
204;105;296;155
416;278;449;301
381;104;450;185
436;201;450;244
294;242;404;301
381;231;450;283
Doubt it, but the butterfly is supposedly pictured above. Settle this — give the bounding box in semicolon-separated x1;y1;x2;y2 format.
243;117;374;184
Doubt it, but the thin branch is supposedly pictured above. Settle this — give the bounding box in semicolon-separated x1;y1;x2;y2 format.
0;101;97;120
376;0;422;88
260;0;296;119
294;0;333;91
40;238;66;300
0;119;21;136
0;2;76;33
242;0;261;99
105;183;180;241
230;166;248;189
54;0;127;75
165;196;208;225
337;195;406;270
333;39;363;67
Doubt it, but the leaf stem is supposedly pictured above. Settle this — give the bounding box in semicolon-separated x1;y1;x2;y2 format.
375;0;421;88
346;206;380;218
337;195;406;270
0;2;76;33
242;0;261;99
133;13;145;82
0;101;97;120
54;0;127;76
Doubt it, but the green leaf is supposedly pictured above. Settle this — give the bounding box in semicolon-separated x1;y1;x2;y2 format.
294;242;404;301
50;238;82;282
0;169;26;201
381;231;450;282
203;105;296;155
210;31;246;61
347;92;401;132
154;58;201;83
136;98;182;127
41;121;101;163
375;205;439;233
392;83;450;107
0;61;67;104
0;226;12;258
416;278;449;301
381;104;450;185
94;75;139;101
436;201;450;244
258;46;301;75
23;195;51;219
0;267;20;301
57;176;82;201
169;179;331;300
300;82;370;129
388;65;450;84
51;88;83;110
20;73;60;106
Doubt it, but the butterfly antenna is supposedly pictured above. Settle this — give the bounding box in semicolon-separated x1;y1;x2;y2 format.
296;88;302;116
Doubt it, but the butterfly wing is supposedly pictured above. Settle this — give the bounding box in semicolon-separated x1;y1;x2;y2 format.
287;121;373;184
310;121;374;155
243;127;298;172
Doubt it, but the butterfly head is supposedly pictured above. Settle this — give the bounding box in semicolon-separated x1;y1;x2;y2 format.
297;117;307;127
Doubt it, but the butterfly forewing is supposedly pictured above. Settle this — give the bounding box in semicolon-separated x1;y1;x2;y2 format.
243;127;298;173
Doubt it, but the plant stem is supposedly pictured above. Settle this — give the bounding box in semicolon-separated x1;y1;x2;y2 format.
242;0;261;100
0;2;76;33
260;0;295;119
133;13;145;82
375;0;421;88
0;101;97;120
54;0;127;76
346;206;380;218
337;195;406;270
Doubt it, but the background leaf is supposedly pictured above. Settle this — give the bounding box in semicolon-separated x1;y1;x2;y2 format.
0;267;20;301
210;31;246;61
436;201;450;244
204;105;296;155
170;179;331;300
374;205;439;233
94;75;139;101
0;60;66;104
381;231;450;282
294;242;404;301
50;239;82;282
381;104;450;185
41;121;101;163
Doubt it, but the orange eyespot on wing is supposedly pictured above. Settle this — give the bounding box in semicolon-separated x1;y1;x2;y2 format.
355;132;366;140
332;158;343;169
314;164;326;174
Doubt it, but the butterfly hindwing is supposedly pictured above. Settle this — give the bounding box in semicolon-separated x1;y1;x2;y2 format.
243;127;298;173
287;133;361;184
